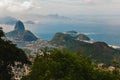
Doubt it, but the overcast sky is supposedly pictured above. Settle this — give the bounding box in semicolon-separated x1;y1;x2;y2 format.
0;0;120;18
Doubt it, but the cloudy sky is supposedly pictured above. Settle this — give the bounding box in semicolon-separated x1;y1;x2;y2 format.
0;0;120;18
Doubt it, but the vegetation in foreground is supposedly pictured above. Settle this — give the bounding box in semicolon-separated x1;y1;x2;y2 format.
22;49;120;80
0;27;30;80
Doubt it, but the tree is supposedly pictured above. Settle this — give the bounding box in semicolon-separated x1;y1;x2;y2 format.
0;27;30;80
112;57;120;74
0;27;4;37
22;49;93;80
22;49;120;80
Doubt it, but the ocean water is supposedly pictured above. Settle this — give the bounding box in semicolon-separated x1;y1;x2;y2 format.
31;19;120;46
88;34;120;46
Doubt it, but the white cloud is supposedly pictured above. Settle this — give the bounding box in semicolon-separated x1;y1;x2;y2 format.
0;0;36;12
0;0;120;18
0;0;116;14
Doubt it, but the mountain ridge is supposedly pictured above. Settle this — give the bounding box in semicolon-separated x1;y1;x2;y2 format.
51;31;120;64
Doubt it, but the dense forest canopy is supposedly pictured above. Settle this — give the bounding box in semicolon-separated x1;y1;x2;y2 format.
22;49;120;80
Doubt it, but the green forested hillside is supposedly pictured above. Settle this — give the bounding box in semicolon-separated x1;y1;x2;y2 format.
51;32;120;64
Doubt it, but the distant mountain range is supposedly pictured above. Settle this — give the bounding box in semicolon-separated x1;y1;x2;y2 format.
0;15;70;25
38;14;71;20
0;16;35;25
0;16;17;25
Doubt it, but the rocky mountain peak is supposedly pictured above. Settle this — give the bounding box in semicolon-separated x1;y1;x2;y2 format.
6;20;38;42
14;20;25;31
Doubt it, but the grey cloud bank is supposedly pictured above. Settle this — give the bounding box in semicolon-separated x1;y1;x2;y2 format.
0;0;120;16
